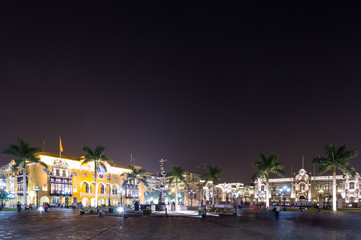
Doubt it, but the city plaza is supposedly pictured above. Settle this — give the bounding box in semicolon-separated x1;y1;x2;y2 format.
1;152;360;210
0;208;360;239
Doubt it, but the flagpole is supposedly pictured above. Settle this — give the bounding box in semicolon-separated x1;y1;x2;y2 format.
59;136;62;159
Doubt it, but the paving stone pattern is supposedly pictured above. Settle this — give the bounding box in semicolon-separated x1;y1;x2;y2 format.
0;209;360;239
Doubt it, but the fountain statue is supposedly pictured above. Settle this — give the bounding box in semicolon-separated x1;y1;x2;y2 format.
155;159;168;211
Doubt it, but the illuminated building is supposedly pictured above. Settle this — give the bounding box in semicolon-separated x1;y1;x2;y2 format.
202;182;255;205
255;168;361;208
0;152;144;207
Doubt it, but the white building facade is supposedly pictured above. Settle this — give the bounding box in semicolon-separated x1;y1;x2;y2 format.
255;169;361;208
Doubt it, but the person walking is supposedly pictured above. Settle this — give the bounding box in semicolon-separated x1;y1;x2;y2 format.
16;202;21;213
275;204;281;219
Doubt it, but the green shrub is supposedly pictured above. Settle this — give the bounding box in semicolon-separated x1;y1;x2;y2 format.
143;209;152;215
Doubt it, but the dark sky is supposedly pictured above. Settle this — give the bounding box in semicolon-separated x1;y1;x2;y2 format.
1;3;361;183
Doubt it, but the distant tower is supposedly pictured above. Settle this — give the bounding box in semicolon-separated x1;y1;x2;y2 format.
130;153;135;166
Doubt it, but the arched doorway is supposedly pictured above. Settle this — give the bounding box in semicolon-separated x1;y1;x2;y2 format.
90;198;96;207
40;196;50;206
82;197;89;206
298;195;307;206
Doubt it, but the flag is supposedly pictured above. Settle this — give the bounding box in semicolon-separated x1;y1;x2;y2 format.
59;137;63;153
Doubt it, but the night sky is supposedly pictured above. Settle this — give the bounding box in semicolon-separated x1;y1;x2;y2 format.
1;3;361;183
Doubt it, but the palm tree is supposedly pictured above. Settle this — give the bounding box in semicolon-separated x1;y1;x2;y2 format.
166;165;187;207
121;165;148;204
313;144;358;212
251;152;285;209
2;139;46;206
81;146;111;207
202;165;223;207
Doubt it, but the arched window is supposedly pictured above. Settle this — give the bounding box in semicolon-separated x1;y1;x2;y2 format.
100;185;105;194
350;182;355;190
84;183;89;193
90;185;93;193
300;184;305;191
261;185;264;191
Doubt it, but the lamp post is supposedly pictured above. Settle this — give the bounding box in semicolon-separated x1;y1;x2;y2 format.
200;180;205;207
120;188;124;206
35;185;39;208
9;193;15;207
232;191;239;209
327;175;330;210
0;180;6;208
65;189;69;208
108;174;111;207
189;189;194;207
278;185;290;211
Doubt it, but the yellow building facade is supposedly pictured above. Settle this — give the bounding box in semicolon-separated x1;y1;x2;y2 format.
0;152;144;207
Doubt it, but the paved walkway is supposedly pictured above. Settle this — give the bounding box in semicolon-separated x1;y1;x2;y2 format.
0;208;361;239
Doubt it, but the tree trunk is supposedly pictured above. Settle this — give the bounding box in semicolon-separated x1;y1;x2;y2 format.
333;168;337;212
133;179;136;203
212;184;215;207
23;166;27;207
95;167;98;207
175;179;179;206
266;180;269;209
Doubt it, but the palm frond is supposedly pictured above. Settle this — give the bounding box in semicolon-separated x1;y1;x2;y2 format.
312;156;329;165
2;139;41;163
202;165;223;184
270;169;286;177
339;166;356;177
38;161;48;169
251;172;263;182
99;162;107;172
81;158;92;166
314;144;358;176
316;165;332;175
139;178;148;187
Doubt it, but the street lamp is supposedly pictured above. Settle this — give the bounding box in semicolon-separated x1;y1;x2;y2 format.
232;191;239;209
278;185;290;211
200;180;205;207
35;185;39;208
65;189;69;208
327;175;330;210
0;180;6;208
108;173;111;207
119;188;124;206
9;193;15;207
189;189;195;207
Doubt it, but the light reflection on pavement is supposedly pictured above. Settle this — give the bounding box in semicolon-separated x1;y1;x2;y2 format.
0;209;359;239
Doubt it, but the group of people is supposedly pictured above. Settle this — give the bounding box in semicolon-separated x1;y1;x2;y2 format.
15;202;36;212
15;202;51;212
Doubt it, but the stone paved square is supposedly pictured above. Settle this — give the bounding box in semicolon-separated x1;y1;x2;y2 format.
1;209;361;239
